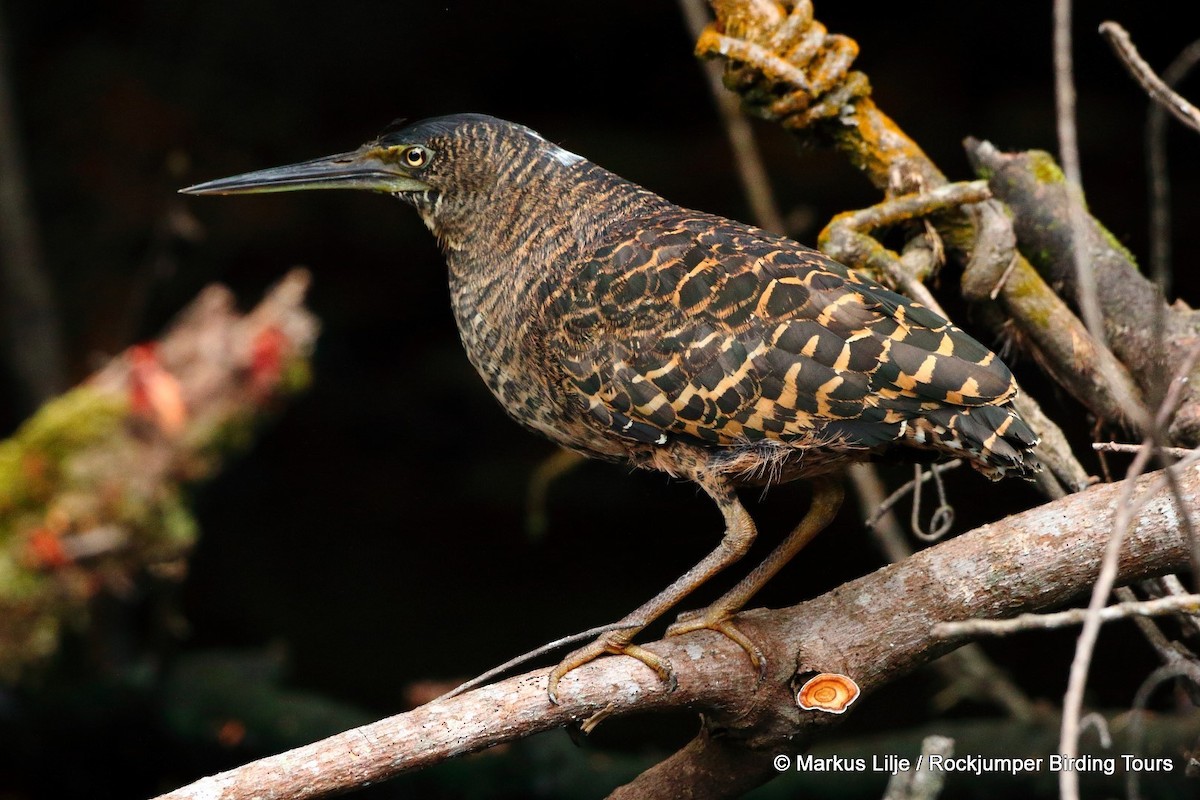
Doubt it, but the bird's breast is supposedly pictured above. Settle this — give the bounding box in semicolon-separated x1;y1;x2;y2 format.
447;269;626;458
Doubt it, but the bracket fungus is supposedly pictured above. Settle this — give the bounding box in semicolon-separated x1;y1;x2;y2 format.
796;672;860;714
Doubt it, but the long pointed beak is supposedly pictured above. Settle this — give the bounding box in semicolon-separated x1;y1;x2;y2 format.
179;148;431;196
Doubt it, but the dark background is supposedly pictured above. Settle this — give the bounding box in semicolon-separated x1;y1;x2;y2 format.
2;1;1198;798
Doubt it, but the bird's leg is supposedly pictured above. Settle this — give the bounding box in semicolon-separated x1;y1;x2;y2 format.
666;477;845;680
546;474;756;704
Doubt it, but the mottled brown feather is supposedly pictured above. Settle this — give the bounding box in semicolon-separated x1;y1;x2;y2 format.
548;210;1034;477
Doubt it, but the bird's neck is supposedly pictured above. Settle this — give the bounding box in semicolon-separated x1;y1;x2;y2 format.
430;157;669;294
428;153;670;437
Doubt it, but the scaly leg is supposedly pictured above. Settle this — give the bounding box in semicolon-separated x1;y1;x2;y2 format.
546;473;756;704
666;477;844;679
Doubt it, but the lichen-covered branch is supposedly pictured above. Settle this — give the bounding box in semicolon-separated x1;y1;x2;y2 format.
153;463;1197;800
0;270;319;680
968;139;1200;444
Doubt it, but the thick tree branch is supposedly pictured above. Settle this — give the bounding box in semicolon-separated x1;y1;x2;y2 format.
155;463;1197;800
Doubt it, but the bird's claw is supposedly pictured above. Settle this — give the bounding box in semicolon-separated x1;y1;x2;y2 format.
667;609;768;685
547;631;676;705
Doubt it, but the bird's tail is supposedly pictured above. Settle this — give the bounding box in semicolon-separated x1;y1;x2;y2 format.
907;403;1041;480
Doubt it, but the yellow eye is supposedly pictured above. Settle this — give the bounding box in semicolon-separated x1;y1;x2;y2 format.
403;146;430;168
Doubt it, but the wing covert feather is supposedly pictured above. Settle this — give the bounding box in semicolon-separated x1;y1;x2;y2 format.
549;212;1016;452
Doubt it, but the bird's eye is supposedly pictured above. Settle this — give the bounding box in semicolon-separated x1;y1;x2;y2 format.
403;146;430;168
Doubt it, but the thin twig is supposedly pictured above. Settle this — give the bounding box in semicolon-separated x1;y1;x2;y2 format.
850;466;1038;721
849;463;909;563
1093;441;1194;458
1100;22;1200;135
864;461;961;531
1078;712;1112;748
1158;574;1200;637
1114;587;1186;667
934;593;1200;638
910;463;954;542
1055;0;1105;351
1127;662;1200;800
1060;439;1153;800
1145;35;1200;292
1059;442;1200;800
1054;1;1154;449
436;620;644;701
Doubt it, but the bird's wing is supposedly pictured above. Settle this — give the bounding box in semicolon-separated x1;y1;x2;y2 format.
547;212;1018;452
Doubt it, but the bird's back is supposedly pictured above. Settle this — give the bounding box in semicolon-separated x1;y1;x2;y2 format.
544;206;1039;482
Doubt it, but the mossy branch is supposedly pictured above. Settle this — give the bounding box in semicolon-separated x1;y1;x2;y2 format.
0;270;319;680
968;139;1200;445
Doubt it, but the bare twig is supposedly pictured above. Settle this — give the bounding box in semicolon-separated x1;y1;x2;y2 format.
934;593;1200;638
437;620;643;700
1059;440;1200;799
1157;574;1200;637
1094;441;1194;458
1054;0;1105;352
1114;587;1191;669
910;463;954;542
928;644;1039;722
1145;35;1200;289
1100;22;1200;135
864;462;961;532
1128;662;1200;800
850;463;908;563
1078;712;1112;748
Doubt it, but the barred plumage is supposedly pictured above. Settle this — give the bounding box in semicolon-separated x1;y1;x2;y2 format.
550;209;1037;480
183;113;1040;701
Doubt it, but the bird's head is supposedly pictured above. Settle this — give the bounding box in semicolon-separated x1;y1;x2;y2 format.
181;114;584;236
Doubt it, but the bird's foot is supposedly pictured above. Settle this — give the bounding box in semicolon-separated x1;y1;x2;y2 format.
547;629;676;705
666;607;767;684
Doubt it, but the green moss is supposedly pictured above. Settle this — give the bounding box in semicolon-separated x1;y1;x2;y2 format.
0;550;47;601
159;491;199;548
1097;222;1140;268
1001;261;1055;330
280;357;313;395
1028;151;1065;184
0;442;21;517
17;389;126;459
0;390;126;519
